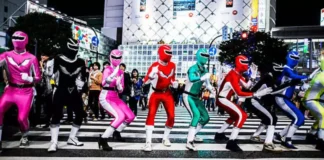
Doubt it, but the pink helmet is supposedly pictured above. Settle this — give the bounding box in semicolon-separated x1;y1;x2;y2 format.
12;31;28;50
110;49;123;67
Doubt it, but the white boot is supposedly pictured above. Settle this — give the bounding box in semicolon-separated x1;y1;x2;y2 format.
67;124;84;146
48;125;59;152
162;127;172;147
143;125;154;152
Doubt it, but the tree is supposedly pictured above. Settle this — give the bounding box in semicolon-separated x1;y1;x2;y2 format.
218;31;289;73
6;12;72;58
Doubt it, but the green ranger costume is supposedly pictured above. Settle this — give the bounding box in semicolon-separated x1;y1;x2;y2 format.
302;52;324;150
183;48;215;151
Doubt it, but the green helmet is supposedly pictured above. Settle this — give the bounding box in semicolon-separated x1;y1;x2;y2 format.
196;48;209;65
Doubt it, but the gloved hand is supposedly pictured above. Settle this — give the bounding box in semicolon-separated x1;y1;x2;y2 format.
250;63;258;79
106;76;114;83
253;87;273;98
116;76;123;91
149;65;159;79
76;78;85;91
200;73;211;81
172;81;178;88
21;73;33;83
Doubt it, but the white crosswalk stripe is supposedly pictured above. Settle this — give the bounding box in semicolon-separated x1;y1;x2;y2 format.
1;107;323;159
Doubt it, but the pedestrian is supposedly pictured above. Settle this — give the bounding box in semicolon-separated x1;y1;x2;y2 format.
88;62;102;121
129;69;142;117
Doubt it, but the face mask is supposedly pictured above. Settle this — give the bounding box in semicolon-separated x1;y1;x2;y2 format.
12;31;28;51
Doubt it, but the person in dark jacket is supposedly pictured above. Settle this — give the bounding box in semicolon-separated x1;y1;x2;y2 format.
129;69;142;116
119;63;131;104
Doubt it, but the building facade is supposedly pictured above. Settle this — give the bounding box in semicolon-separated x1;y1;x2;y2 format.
118;0;276;79
0;0;47;30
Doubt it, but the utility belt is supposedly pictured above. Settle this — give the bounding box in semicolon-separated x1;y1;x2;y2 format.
9;82;33;88
183;91;199;98
103;87;117;91
152;87;169;93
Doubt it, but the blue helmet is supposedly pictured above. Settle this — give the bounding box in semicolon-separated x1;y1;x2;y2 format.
286;51;300;68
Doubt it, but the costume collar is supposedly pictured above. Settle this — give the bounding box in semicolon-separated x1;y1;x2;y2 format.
158;60;168;66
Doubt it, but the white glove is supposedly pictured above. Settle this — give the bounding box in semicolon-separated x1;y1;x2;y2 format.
21;73;33;83
200;73;211;81
76;78;85;91
253;87;273;98
106;76;114;83
172;81;178;88
250;63;258;79
149;65;159;79
116;76;123;91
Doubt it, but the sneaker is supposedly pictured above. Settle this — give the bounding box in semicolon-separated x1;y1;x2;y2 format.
250;136;264;143
162;139;171;147
143;142;152;152
186;141;197;151
194;136;203;142
20;137;29;148
226;140;243;152
214;132;229;142
273;132;283;143
315;139;324;151
281;141;298;150
93;118;98;121
305;133;317;144
67;137;84;146
263;143;283;151
48;142;58;152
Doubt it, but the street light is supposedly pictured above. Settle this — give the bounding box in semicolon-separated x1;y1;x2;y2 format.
208;35;222;71
241;31;248;40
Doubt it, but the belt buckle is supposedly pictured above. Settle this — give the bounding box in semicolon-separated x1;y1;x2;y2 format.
17;84;24;88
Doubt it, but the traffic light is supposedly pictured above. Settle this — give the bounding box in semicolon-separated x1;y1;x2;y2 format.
241;31;248;40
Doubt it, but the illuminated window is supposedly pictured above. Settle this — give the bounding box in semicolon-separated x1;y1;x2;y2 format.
4;6;8;12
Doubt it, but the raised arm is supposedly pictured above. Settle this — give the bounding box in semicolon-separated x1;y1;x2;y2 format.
187;66;200;82
284;67;308;80
230;78;254;98
144;62;158;84
102;67;112;86
31;56;41;83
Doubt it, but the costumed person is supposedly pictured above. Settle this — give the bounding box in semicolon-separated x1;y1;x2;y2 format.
303;50;324;151
215;55;273;152
0;31;41;152
142;45;177;152
244;63;284;151
48;37;86;152
98;49;135;151
182;48;214;151
273;51;308;150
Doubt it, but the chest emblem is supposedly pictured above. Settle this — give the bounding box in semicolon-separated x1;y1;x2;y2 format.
68;87;75;94
159;69;174;79
60;65;82;76
7;56;30;67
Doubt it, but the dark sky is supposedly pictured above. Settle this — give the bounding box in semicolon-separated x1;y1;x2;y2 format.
48;0;324;26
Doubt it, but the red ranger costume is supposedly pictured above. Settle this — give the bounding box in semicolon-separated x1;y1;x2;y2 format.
142;45;177;152
215;55;272;152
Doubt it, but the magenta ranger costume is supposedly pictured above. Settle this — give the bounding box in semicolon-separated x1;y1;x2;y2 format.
98;49;135;151
0;31;41;152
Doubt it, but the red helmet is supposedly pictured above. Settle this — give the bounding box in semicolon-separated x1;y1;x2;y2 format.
235;55;249;73
158;45;172;62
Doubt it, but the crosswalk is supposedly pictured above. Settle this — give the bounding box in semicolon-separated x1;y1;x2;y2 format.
1;107;324;159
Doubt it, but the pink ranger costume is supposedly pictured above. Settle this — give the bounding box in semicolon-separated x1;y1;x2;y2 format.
98;49;135;151
0;31;41;152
